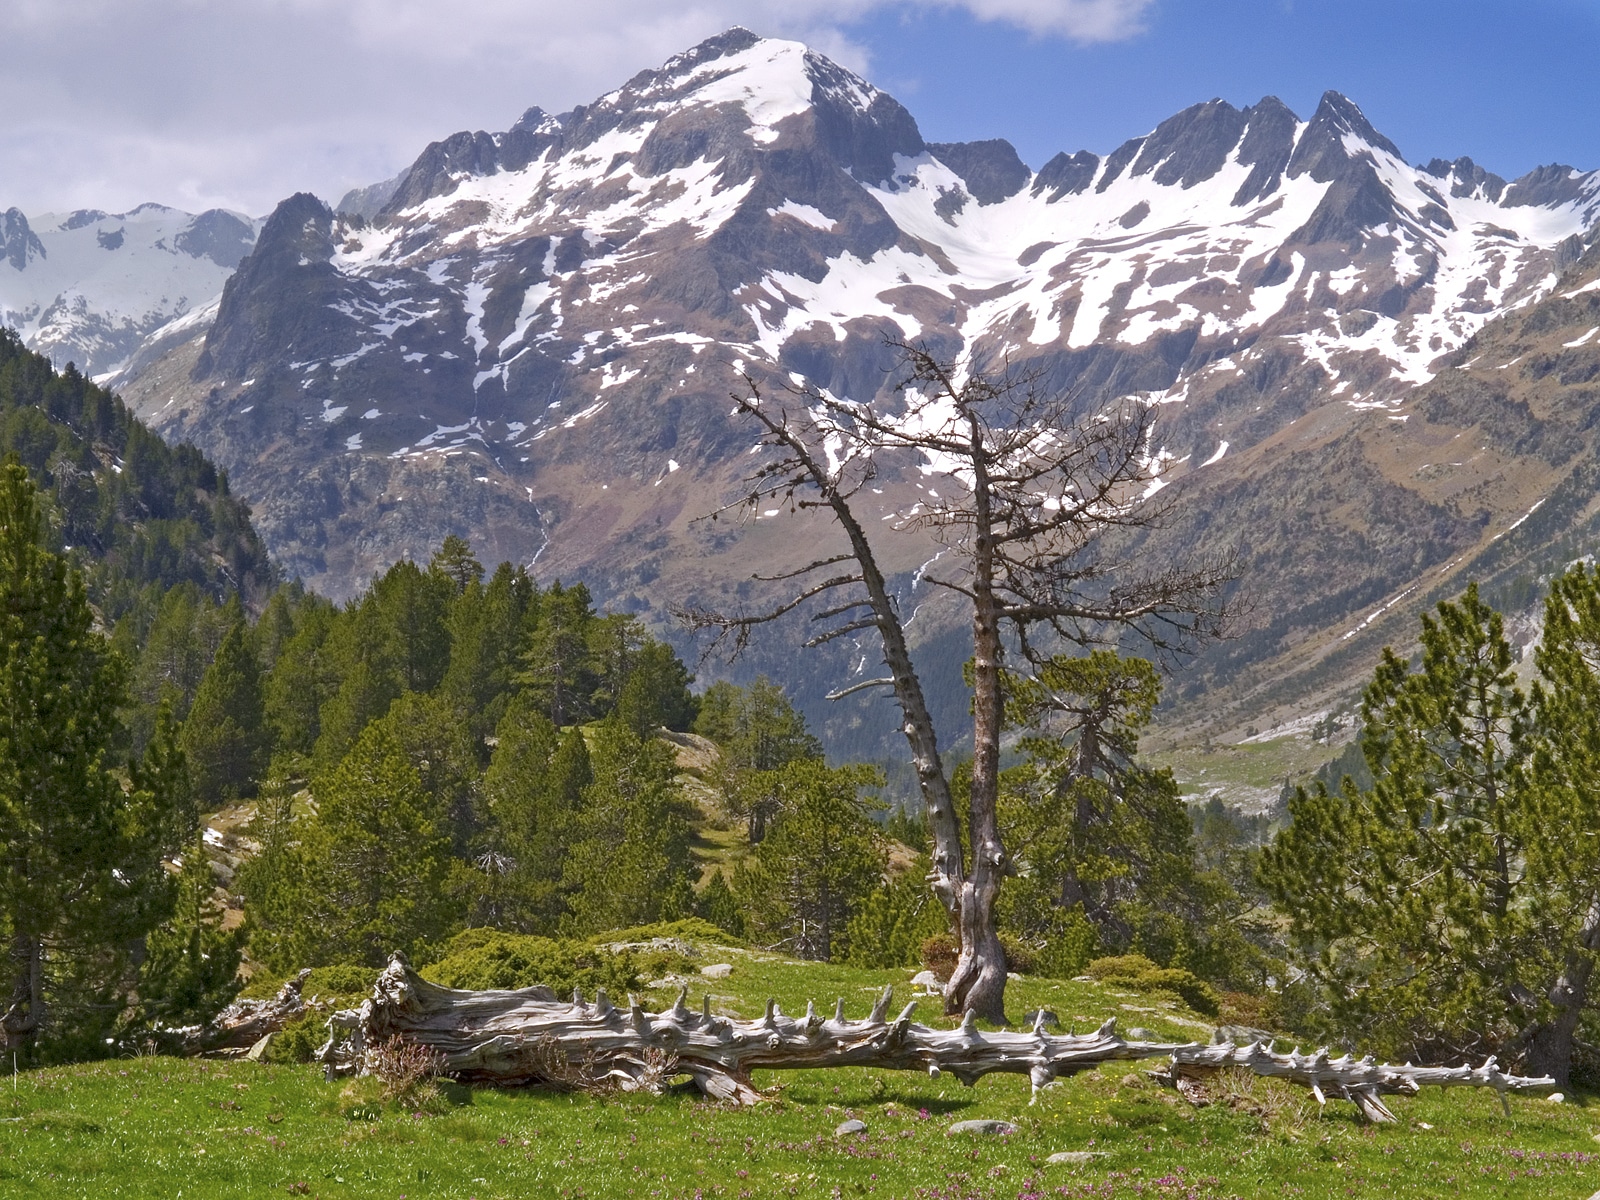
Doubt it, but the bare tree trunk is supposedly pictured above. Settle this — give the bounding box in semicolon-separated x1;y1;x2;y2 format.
2;933;43;1049
945;425;1009;1021
1524;894;1600;1086
320;956;1555;1121
820;490;967;931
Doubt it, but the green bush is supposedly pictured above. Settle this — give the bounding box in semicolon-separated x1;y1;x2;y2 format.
918;932;1037;981
303;964;379;999
1085;954;1221;1017
419;929;640;997
593;918;741;947
264;1009;329;1064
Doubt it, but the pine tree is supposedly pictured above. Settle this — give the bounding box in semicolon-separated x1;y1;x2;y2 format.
616;640;697;736
562;717;695;935
273;722;458;967
138;832;244;1029
694;677;821;843
997;652;1233;977
262;596;337;761
476;706;590;931
1523;564;1600;1083
430;534;484;595
1261;584;1538;1064
735;761;886;961
695;871;744;940
440;562;534;742
0;461;178;1058
182;602;268;806
516;582;597;727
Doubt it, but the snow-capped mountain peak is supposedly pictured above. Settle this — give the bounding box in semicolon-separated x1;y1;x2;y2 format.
0;202;259;377
58;30;1600;614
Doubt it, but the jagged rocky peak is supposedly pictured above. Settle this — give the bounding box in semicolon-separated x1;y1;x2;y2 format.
1422;156;1508;202
380;27;926;214
926;140;1029;204
1;208;46;271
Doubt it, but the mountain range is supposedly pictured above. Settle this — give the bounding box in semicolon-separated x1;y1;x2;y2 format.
7;28;1600;755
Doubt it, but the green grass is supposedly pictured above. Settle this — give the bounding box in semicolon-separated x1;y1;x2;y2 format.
3;947;1596;1199
1146;733;1346;815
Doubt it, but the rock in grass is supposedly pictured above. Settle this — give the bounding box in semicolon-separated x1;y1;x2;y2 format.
835;1119;867;1136
699;963;733;979
947;1119;1017;1136
1046;1151;1107;1165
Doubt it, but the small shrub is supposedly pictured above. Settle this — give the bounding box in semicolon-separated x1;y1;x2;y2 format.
368;1035;447;1107
304;964;378;998
920;933;1037;980
920;934;959;982
596;918;740;947
264;1010;327;1065
1085;954;1221;1017
421;929;639;996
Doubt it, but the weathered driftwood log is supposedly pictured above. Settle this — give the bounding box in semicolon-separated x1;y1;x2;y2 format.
318;955;1554;1121
162;969;313;1057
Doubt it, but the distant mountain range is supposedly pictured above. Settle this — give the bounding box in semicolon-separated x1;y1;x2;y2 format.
6;28;1599;752
0;204;258;378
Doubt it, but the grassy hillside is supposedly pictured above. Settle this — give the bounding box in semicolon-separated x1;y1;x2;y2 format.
1;933;1591;1199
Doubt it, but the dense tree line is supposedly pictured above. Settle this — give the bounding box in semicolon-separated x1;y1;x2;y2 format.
0;329;273;622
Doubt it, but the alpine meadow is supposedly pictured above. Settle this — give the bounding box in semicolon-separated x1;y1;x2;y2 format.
5;13;1600;1199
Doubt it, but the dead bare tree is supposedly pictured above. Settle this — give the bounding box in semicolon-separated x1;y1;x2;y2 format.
682;342;1232;1021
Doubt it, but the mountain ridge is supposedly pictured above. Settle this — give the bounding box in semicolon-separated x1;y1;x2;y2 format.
17;27;1600;757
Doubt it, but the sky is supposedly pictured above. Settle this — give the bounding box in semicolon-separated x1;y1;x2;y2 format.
3;0;1598;219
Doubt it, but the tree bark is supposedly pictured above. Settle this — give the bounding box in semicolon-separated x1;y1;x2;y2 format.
319;956;1555;1121
1524;894;1600;1087
944;418;1008;1022
2;933;43;1049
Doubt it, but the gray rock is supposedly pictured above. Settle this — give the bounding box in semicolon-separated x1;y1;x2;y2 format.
1046;1151;1107;1165
947;1119;1017;1136
1071;976;1096;983
835;1119;867;1136
699;963;733;979
243;1032;275;1062
1022;1008;1060;1029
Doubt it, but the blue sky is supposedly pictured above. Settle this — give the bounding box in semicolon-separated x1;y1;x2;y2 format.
854;0;1600;179
2;0;1596;215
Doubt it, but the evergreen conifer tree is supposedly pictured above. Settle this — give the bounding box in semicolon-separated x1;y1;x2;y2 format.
562;717;694;935
735;761;886;961
1261;584;1538;1064
138;832;244;1029
271;723;458;967
182;602;268;806
0;461;176;1058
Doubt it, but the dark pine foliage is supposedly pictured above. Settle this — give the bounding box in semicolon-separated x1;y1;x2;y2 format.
0;329;273;619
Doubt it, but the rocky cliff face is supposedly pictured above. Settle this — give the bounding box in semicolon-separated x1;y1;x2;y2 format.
102;27;1600;744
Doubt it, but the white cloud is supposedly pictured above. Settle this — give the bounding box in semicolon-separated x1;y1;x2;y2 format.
0;0;1153;216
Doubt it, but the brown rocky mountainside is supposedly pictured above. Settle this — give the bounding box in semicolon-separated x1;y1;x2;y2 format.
105;28;1600;756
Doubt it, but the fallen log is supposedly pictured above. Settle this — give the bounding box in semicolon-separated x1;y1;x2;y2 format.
158;968;314;1058
317;954;1554;1120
